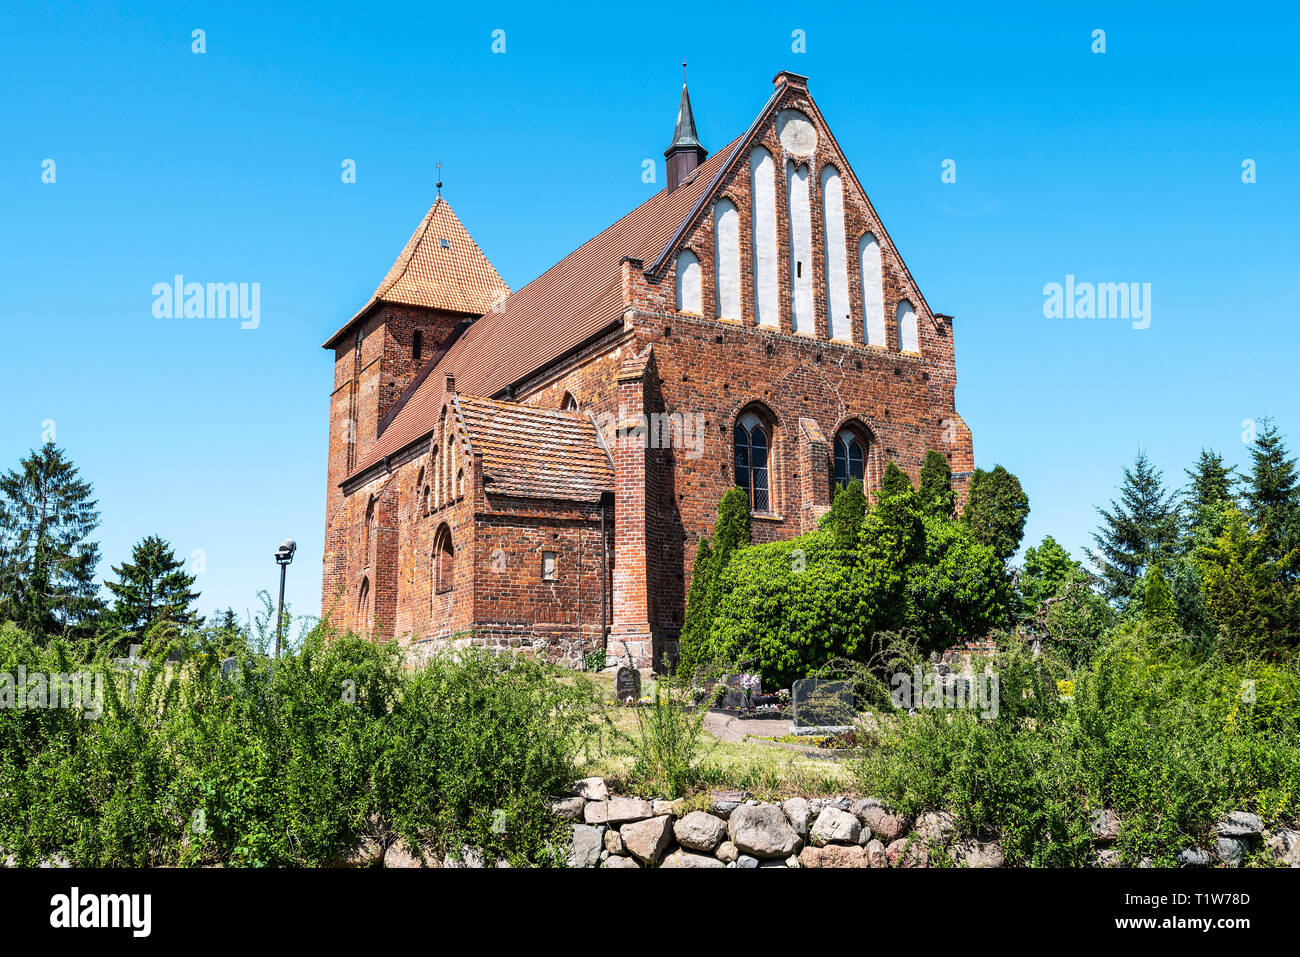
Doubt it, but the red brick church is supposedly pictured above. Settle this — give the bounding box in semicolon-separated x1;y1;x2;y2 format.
321;70;974;670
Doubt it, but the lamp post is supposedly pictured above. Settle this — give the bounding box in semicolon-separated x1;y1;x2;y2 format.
274;539;296;658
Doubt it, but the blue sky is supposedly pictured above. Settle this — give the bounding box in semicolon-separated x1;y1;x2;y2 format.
2;1;1298;629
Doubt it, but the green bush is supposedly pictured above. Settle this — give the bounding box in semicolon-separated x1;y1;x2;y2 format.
854;623;1300;865
0;623;598;866
705;474;1011;684
711;528;862;688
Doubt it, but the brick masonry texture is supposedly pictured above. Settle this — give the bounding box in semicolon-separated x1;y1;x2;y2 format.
322;72;974;671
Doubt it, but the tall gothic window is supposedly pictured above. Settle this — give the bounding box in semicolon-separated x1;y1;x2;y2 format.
431;447;441;510
733;410;771;512
357;576;371;627
834;428;866;489
362;497;376;558
433;524;454;595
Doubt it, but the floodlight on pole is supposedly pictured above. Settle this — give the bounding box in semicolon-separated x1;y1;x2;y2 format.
274;539;296;658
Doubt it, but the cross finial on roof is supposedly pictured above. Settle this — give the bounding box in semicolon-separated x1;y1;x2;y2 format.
435;162;443;199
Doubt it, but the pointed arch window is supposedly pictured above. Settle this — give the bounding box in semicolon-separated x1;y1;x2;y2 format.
897;299;919;353
714;199;741;320
859;233;886;347
561;392;579;412
431;446;441;510
362;497;376;557
358;576;371;626
733;410;772;512
834;428;866;489
433;524;455;595
675;250;702;314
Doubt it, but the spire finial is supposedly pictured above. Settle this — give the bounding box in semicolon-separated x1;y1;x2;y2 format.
682;60;687;85
435;162;443;199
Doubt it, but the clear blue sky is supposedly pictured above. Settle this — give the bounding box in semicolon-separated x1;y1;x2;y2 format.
2;1;1297;630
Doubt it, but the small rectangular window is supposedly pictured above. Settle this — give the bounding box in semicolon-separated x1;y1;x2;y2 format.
413;329;423;362
541;551;557;581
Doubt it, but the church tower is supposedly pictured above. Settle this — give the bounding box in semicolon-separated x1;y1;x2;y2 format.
321;194;509;626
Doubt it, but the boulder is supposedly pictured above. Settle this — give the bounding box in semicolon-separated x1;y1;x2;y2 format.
783;797;811;839
860;804;911;843
865;838;888;868
653;799;681;817
674;811;728;852
444;846;487;869
583;796;653;826
1090;808;1120;845
1214;836;1248;866
1094;848;1122;868
550;795;586;821
728;804;800;859
1265;829;1300;867
568;824;604;868
604;828;625;856
710;790;749;819
852;798;880;820
621;814;674;865
573;777;608;801
885;838;929;868
1176;847;1211;867
951;840;1005;868
810;807;862;847
382;840;427;869
715;840;739;864
662;849;727;868
799;844;868;868
915;810;957;845
735;854;759;869
1215;811;1263;839
603;854;641;869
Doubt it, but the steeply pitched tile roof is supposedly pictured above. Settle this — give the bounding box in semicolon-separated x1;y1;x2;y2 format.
340;76;813;485
455;396;613;502
323;197;511;348
348;134;746;480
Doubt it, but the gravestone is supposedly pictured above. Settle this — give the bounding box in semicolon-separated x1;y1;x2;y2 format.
615;666;641;702
791;678;854;732
721;674;748;709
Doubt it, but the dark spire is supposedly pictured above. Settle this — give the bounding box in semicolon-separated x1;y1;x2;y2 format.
664;62;707;191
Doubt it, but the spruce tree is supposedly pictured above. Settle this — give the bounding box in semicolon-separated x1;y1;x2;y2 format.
1092;451;1178;607
1242;417;1300;569
879;461;912;501
917;450;957;519
677;537;715;675
820;478;866;547
678;487;752;675
961;465;1029;566
0;442;102;638
105;535;203;640
1141;564;1177;628
1181;449;1237;548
